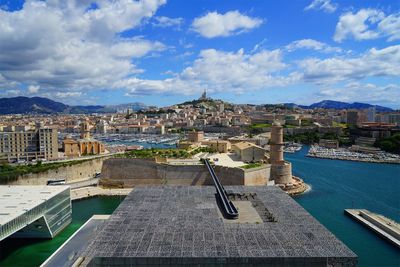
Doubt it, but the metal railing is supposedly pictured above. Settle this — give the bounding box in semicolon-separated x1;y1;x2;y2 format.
204;159;238;219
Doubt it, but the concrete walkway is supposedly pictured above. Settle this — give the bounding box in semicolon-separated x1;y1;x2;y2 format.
71;187;132;200
210;153;246;168
41;215;110;267
345;209;400;249
67;178;99;189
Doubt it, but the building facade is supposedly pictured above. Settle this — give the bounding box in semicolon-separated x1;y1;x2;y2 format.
0;126;58;162
232;141;265;162
188;130;204;143
63;120;105;158
319;139;339;149
387;114;400;125
202;140;232;153
347;110;359;126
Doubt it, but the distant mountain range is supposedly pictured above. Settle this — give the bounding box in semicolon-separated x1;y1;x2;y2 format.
0;97;394;114
285;100;393;112
0;96;148;114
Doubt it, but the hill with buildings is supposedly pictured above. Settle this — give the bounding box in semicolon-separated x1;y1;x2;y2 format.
280;100;393;111
305;100;393;112
0;96;147;114
0;96;394;115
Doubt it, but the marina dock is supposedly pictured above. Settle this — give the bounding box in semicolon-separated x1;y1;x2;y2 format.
345;209;400;249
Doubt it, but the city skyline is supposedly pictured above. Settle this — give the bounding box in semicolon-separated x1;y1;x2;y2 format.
0;0;399;108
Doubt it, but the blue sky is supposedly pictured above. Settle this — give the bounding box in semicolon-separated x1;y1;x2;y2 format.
0;0;399;108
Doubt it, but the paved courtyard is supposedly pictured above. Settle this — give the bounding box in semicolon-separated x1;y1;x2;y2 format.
207;153;246;168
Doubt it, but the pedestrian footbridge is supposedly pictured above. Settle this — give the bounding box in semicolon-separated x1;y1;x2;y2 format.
0;185;71;242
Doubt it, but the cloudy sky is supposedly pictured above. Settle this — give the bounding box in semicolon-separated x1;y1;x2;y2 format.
0;0;399;108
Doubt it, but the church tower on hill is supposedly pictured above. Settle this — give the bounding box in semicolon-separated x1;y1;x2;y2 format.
199;89;207;101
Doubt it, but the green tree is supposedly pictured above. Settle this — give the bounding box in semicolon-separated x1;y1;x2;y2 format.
376;134;400;153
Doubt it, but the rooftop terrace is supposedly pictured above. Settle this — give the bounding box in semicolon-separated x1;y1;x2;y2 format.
79;186;357;266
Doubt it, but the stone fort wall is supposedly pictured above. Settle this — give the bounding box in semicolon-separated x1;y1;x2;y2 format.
9;157;110;185
271;161;293;185
100;158;270;187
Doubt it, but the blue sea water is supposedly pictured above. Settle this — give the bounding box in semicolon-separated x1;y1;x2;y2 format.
286;147;400;267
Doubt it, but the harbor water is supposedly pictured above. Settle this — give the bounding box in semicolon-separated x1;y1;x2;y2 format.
287;146;400;267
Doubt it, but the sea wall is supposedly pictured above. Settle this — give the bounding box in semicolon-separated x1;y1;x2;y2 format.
100;158;270;187
360;210;400;240
9;157;110;185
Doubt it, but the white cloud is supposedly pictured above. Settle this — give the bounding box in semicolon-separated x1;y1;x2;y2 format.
317;82;400;104
0;1;397;105
0;0;166;96
298;45;400;84
27;85;40;94
286;39;342;53
109;38;165;58
120;44;400;98
119;48;292;96
152;16;184;28
304;0;337;13
5;89;21;96
178;38;194;49
334;9;400;42
378;13;400;41
84;0;167;38
251;38;268;53
55;92;82;98
191;11;263;38
175;51;194;60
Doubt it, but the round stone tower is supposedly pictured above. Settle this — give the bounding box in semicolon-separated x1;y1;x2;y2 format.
270;121;284;164
270;121;292;184
80;120;91;139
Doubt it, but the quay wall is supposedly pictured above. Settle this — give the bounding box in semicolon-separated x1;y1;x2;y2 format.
100;158;270;187
360;211;400;240
9;157;110;185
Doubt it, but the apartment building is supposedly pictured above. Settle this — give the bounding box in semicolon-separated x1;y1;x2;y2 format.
0;126;58;162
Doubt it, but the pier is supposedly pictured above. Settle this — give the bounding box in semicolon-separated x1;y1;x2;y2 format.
345;209;400;249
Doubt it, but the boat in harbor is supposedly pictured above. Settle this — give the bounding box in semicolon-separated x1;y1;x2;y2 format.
307;145;400;164
284;142;302;153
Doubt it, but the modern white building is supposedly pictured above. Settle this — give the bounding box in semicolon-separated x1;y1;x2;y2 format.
0;186;71;242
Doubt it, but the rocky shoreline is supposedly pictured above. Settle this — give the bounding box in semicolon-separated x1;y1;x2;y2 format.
278;176;309;196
